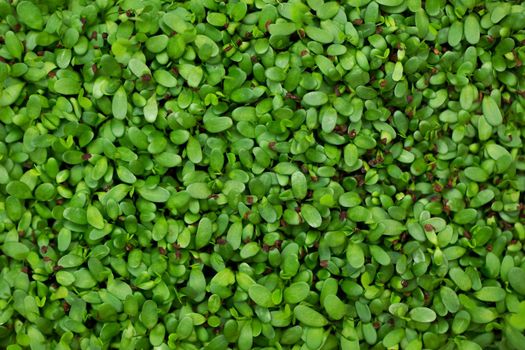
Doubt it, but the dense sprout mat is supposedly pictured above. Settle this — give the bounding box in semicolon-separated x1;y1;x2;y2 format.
0;0;525;349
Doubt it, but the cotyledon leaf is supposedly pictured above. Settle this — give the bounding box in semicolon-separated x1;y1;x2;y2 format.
137;186;170;202
409;307;437;323
87;205;104;229
291;171;307;200
17;1;44;30
464;14;480;45
144;95;158;123
293;305;328;327
482;96;503;126
301;204;322;228
128;58;151;77
112;87;128;119
248;284;273;307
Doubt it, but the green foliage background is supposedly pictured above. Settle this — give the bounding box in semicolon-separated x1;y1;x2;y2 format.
0;0;524;349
